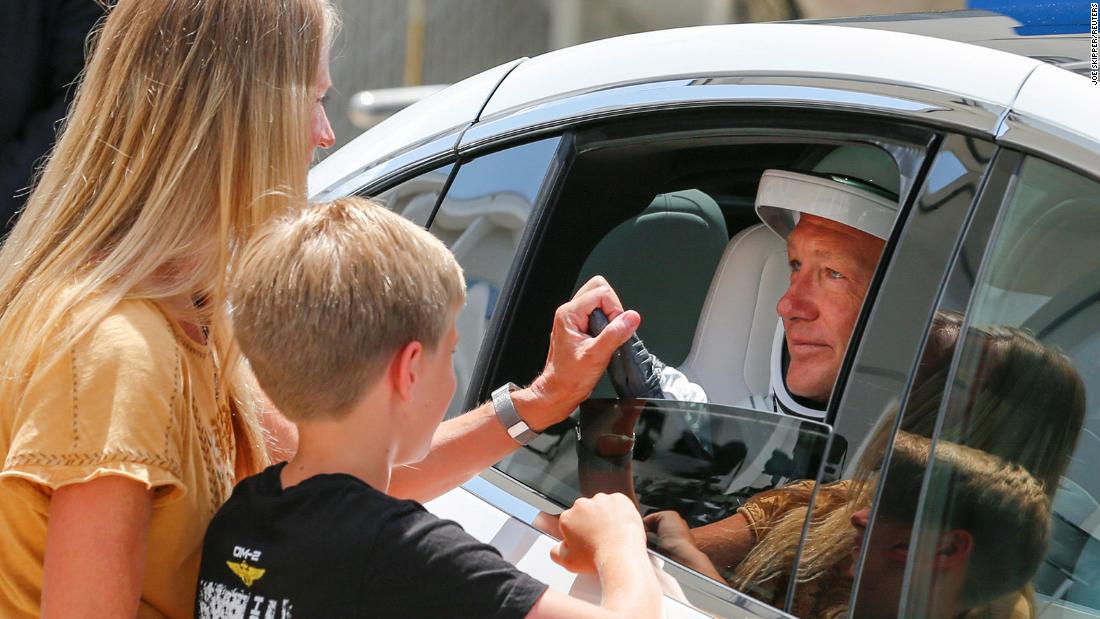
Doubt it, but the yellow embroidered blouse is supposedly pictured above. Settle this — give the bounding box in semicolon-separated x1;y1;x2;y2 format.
0;299;235;618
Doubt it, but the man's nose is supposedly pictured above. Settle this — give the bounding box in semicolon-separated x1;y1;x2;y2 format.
850;507;870;530
777;275;816;322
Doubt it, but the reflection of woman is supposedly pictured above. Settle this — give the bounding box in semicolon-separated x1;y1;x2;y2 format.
0;1;336;616
648;313;1085;617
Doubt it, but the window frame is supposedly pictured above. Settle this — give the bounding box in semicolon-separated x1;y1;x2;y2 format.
481;108;937;408
841;144;1019;616
885;149;1100;617
426;135;568;417
465;105;945;615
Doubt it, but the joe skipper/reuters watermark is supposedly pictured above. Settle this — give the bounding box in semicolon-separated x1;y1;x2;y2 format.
1092;2;1098;85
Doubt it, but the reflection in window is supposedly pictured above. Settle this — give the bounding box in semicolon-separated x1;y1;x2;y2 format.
368;163;453;227
430;138;562;418
497;398;831;522
902;157;1100;617
495;398;835;607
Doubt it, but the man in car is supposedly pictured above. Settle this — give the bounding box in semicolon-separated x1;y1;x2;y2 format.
655;166;899;420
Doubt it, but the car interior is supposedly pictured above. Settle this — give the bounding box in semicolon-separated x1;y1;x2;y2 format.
476;112;926;578
488;111;918;408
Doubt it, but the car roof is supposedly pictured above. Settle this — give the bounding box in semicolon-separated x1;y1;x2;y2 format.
479;22;1041;117
310;20;1099;197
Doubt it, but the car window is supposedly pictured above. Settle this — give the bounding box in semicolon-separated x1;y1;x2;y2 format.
783;135;998;618
498;399;832;524
493;114;929;412
482;110;939;611
366;163;454;226
429;137;562;418
896;156;1100;618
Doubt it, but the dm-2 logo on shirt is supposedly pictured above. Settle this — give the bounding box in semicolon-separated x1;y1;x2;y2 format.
198;545;293;619
227;561;266;587
228;545;265;587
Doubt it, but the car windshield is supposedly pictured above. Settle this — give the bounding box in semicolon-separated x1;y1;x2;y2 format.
495;398;832;526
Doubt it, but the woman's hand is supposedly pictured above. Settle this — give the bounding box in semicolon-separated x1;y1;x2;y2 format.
42;476;154;618
643;510;725;581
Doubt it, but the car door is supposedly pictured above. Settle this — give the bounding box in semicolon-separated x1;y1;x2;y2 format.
452;85;1002;614
304;55;1039;619
845;63;1100;619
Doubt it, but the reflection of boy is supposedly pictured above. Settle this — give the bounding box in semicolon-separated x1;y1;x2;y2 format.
850;433;1050;619
195;198;661;618
647;432;1050;618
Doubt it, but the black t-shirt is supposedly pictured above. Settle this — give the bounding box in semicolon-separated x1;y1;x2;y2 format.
195;462;548;618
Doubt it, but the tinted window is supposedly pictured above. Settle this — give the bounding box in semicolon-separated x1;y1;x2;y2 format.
899;157;1100;617
430;138;562;417
367;163;454;226
484;111;938;613
498;399;831;526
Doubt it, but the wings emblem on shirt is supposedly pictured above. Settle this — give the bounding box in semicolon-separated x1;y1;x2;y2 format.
227;560;266;587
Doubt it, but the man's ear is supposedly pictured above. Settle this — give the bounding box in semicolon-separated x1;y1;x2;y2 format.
932;529;973;571
390;341;423;401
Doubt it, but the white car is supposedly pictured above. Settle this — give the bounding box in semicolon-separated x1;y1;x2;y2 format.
311;12;1100;618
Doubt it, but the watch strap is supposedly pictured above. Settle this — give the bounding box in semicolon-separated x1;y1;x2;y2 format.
492;382;538;445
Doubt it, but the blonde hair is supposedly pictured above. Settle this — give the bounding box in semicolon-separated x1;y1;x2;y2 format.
230;197;466;421
0;0;337;476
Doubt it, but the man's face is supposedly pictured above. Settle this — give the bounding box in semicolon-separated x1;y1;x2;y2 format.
777;214;885;402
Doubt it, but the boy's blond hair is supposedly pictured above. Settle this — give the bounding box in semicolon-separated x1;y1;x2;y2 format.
231;197;465;420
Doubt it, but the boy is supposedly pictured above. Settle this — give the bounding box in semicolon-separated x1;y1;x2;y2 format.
195;198;661;618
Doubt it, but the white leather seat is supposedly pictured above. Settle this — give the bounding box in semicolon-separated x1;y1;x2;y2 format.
677;224;789;405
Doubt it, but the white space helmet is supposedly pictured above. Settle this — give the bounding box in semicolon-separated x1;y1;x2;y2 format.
759;148;900;418
755;169;899;241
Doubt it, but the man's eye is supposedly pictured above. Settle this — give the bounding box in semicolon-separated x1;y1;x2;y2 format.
789;260;801;272
826;268;845;280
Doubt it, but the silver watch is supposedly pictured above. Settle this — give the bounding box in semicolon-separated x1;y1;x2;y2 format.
492;382;538;445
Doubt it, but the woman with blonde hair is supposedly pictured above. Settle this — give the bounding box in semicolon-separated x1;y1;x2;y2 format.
0;1;337;616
